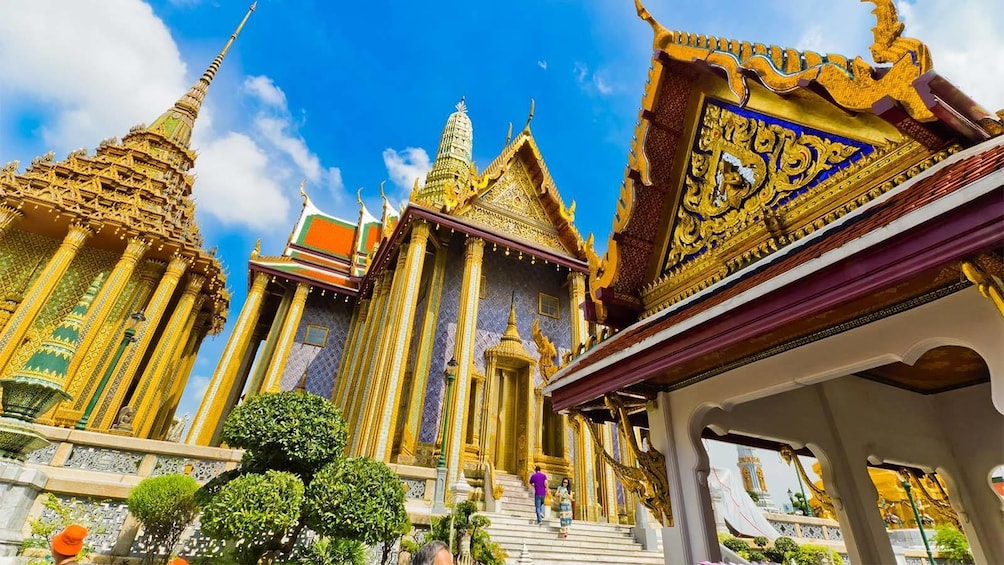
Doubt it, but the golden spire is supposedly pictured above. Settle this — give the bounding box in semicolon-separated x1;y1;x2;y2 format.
147;2;257;147
414;97;474;206
501;291;521;343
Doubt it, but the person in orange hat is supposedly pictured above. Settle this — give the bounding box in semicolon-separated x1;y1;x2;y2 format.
49;524;87;564
168;559;189;565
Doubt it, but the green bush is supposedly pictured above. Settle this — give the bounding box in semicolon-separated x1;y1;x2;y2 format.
126;474;200;565
722;536;750;557
747;549;767;563
279;537;367;565
221;391;348;480
932;526;973;564
774;536;799;554
20;494;106;565
427;501;506;565
794;544;841;565
753;535;769;549
304;457;409;546
200;470;304;565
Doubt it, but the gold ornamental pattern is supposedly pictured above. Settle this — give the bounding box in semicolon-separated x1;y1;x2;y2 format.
665;102;866;272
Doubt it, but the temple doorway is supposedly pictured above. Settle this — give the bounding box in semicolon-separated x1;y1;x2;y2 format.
492;366;531;475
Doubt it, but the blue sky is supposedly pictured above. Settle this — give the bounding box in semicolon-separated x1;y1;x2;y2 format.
1;0;1001;501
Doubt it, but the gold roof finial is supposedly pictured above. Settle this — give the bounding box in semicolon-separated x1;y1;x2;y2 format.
356;187;364;206
147;2;256;146
299;179;309;205
524;98;535;131
505;121;513;146
502;291;521;342
379;180;388;201
635;0;671;48
251;238;261;260
456;96;468;114
863;0;932;72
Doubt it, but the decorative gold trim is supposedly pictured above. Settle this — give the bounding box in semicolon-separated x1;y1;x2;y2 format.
961;255;1004;316
779;444;835;517
303;324;329;347
571;394;673;526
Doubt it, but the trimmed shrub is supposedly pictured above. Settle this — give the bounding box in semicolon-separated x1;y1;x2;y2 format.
126;474;200;565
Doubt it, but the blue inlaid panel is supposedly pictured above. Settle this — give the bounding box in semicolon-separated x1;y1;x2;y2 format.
278;292;354;398
417;243;574;443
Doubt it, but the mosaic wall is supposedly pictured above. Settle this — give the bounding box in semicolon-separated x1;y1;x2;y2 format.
278;292;354;397
418;245;573;442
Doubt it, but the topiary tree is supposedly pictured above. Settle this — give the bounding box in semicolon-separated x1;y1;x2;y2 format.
427;501;506;565
197;392;409;565
304;457;409;563
932;526;973;564
722;535;750;558
126;474;200;565
753;535;769;549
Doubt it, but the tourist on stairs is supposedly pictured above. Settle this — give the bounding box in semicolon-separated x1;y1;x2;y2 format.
529;465;548;525
557;477;574;538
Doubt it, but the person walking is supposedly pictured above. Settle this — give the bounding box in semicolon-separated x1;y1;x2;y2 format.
49;524;87;565
411;540;453;565
556;477;574;538
528;465;548;525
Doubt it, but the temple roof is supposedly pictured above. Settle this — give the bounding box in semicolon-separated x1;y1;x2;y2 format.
249;185;395;296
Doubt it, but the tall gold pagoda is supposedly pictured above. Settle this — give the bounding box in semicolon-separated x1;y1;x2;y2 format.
0;4;258;439
189;99;634;523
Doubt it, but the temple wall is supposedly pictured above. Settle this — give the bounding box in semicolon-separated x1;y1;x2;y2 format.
417;244;573;443
277;292;354;397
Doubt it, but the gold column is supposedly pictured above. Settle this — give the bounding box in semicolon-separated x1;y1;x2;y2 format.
0;204;23;238
99;255;190;430
347;274;391;454
568;272;588;351
572;416;599;521
61;237;150;409
147;301;205;439
246;288;292;397
152;309;209;439
187;270;269;445
0;222;92;372
373;222;431;461
131;273;206;437
600;423;621;522
398;243;449;462
260;282;310;393
333;299;367;409
358;247;410;457
446;236;484;487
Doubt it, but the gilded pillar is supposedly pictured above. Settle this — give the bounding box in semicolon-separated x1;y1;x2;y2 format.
151;309;208;439
359;246;410;458
0;222;92;372
89;261;166;430
62;237;150;409
131;273;206;437
446;236;484;487
347;274;391;454
572;416;599;521
246;288;292;397
568;272;588;351
373;222;431;461
398;243;448;462
187;270;269;445
333;299;367;409
0;204;23;238
600;423;621;522
260;282;310;393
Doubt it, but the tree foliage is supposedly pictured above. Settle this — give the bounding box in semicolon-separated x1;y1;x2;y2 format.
426;501;506;565
304;457;409;545
197;392;409;565
220;391;347;479
932;526;973;564
127;474;200;565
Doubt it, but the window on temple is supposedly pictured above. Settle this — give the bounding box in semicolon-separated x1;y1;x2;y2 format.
303;324;329;347
538;293;559;319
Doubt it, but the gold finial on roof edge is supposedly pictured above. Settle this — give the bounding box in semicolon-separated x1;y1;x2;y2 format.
505;122;513;147
524;98;535;131
299;179;310;205
379;180;387;201
356;187;364;206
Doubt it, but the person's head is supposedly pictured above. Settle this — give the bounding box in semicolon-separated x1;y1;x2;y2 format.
411;540;452;565
535;465;541;472
50;524;87;560
168;559;189;565
561;477;571;489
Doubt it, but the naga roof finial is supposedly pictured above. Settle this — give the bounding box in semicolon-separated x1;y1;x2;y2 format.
379;180;387;201
505;121;513;146
299;179;309;205
524;98;535;131
251;238;261;260
635;0;670;47
862;0;932;72
356;187;364;206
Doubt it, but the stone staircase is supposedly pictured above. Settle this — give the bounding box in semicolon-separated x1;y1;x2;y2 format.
484;472;664;565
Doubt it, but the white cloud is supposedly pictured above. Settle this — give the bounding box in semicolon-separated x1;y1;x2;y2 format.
383;147;432;191
243;75;288;108
537;60;548;70
0;0;187;151
898;0;1004;112
194;132;291;229
0;1;350;234
574;61;615;96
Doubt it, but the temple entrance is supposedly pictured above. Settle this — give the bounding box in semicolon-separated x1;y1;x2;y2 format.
492;366;531;474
